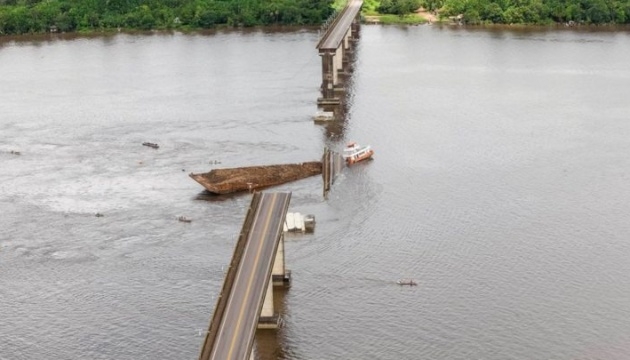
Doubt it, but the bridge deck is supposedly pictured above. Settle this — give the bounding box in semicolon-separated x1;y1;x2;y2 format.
317;0;363;51
199;192;292;360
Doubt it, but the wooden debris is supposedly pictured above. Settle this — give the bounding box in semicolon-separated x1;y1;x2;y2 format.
178;216;192;223
396;279;417;286
142;142;159;149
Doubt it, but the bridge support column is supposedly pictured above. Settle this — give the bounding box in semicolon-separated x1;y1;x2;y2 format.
333;46;345;93
318;50;341;106
258;278;279;329
316;0;362;110
272;234;291;286
340;30;352;76
351;14;361;39
258;233;289;329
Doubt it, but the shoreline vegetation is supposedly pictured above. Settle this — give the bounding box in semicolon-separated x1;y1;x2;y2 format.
359;0;630;25
0;0;334;35
1;0;629;36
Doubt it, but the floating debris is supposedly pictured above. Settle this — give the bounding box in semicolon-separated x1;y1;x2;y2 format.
313;110;334;122
396;279;417;286
142;142;159;149
178;216;192;223
95;213;104;217
10;150;21;155
304;214;316;233
284;212;316;233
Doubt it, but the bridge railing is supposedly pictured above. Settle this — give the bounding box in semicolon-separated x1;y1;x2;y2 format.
316;0;353;49
318;0;349;37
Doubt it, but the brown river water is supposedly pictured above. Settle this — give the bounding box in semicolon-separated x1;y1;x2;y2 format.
1;25;630;359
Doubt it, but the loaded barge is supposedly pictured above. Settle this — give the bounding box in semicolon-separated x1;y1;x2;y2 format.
189;161;322;194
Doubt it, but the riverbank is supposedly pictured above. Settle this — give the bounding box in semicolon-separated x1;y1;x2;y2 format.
364;13;428;25
363;12;630;30
0;25;318;44
0;0;331;36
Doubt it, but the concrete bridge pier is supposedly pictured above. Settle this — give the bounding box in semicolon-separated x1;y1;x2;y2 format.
339;29;353;77
351;13;361;40
333;45;345;92
258;280;278;329
257;233;289;329
319;50;337;104
348;14;362;57
316;0;363;109
319;29;354;105
272;233;291;286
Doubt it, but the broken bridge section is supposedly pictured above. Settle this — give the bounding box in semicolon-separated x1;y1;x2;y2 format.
198;192;292;360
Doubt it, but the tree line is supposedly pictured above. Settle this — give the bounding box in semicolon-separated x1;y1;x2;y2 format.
0;0;334;35
424;0;630;24
371;0;629;25
1;0;628;35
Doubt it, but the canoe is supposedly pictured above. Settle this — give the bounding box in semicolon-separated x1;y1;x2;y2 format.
396;279;417;286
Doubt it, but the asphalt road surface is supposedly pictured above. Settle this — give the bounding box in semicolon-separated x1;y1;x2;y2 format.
319;0;363;50
208;192;291;360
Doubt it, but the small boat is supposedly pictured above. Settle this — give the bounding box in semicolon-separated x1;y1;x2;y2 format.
142;142;159;149
178;216;192;223
396;279;417;286
342;142;374;166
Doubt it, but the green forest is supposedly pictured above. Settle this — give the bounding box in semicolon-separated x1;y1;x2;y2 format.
1;0;629;35
435;0;630;24
365;0;630;25
0;0;334;35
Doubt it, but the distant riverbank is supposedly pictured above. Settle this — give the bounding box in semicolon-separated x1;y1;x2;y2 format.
0;0;333;36
364;11;630;29
2;1;629;37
